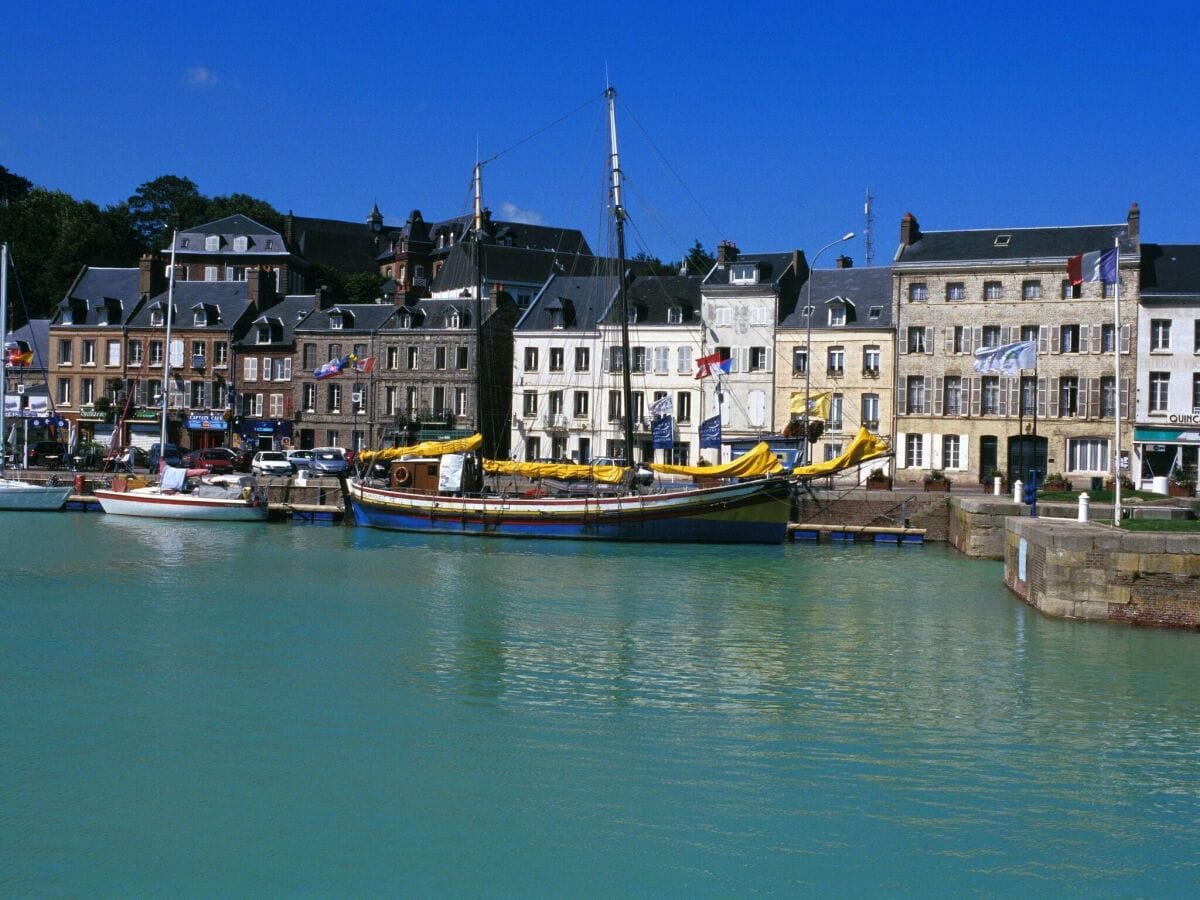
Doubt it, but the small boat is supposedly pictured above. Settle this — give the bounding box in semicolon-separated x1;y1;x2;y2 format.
95;471;268;521
0;243;71;511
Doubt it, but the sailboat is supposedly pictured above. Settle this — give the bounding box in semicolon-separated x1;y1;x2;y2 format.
345;88;796;543
0;243;72;511
94;233;268;522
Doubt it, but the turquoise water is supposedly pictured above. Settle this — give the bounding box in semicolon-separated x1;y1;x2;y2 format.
3;514;1200;895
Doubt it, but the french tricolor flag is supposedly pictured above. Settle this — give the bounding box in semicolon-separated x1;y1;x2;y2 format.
1067;248;1117;286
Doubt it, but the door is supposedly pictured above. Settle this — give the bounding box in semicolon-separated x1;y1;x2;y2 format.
979;436;998;484
1007;435;1048;487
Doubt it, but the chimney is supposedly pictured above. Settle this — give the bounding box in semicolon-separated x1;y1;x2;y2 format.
138;253;166;298
283;211;295;246
900;212;920;246
1127;201;1140;246
836;255;853;268
716;240;739;264
246;267;275;310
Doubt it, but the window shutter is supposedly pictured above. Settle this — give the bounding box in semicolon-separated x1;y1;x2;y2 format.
740;346;750;373
943;327;953;353
899;332;908;354
1050;327;1060;353
1091;324;1102;353
959;433;970;470
1078;378;1089;418
922;433;932;468
923;376;933;414
1007;378;1018;418
970;377;982;416
1120;324;1131;354
998;377;1009;417
602;349;611;373
971;326;982;353
896;432;907;468
1089;378;1101;418
1079;326;1090;353
262;357;271;380
931;434;942;470
933;376;944;415
1001;325;1011;346
1120;378;1131;420
1049;377;1060;417
924;327;933;354
1037;377;1047;417
1038;325;1049;354
283;359;292;380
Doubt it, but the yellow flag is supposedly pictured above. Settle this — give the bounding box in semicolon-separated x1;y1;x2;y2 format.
789;391;831;419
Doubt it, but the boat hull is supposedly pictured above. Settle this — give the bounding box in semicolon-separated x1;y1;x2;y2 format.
94;488;268;522
346;476;793;544
0;480;72;511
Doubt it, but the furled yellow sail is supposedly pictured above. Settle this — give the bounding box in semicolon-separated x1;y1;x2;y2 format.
791;427;890;478
358;433;483;464
481;459;628;484
648;441;785;478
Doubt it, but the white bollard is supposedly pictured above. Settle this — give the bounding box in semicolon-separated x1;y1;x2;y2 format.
993;476;1002;496
1078;492;1089;522
1013;479;1024;504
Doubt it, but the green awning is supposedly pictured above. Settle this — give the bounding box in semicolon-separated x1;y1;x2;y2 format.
1135;427;1195;442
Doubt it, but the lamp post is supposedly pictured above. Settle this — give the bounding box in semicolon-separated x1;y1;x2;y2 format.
801;232;855;464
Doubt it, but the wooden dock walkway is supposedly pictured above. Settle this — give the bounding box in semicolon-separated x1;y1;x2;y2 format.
788;522;926;544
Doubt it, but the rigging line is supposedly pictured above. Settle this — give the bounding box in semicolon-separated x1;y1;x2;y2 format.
621;176;693;266
479;92;605;168
5;251;56;415
617;95;726;243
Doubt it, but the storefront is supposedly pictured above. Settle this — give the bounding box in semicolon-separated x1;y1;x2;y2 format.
1133;423;1200;489
186;413;229;450
235;417;293;452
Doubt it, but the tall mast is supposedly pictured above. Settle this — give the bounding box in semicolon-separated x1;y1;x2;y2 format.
606;86;635;463
1;243;7;473
473;162;486;453
160;232;177;460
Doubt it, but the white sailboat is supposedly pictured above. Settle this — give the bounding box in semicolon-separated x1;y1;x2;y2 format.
94;233;268;522
0;242;71;511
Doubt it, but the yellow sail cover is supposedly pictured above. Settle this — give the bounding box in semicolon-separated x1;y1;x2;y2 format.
648;441;785;478
358;433;483;464
482;459;628;484
791;427;890;478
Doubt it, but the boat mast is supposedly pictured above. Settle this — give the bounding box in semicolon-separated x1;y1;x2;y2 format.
606;86;636;463
1;243;7;474
160;232;177;463
473;162;486;453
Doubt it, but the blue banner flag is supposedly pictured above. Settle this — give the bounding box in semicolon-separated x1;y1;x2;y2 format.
652;415;674;449
972;340;1037;375
699;414;722;449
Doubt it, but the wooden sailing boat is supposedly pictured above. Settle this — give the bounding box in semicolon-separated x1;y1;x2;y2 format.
0;243;72;511
93;234;268;521
345;88;796;543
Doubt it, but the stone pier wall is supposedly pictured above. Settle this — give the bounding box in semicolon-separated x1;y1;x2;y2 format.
1004;518;1200;628
795;490;952;542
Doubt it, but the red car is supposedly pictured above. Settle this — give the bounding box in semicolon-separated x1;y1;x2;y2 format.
183;447;237;473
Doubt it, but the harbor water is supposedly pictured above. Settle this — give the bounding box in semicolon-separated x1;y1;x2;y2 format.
3;514;1200;894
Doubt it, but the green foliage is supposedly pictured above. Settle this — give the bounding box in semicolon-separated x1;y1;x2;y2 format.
631;251;675;276
342;271;387;304
0;165;33;204
684;239;714;275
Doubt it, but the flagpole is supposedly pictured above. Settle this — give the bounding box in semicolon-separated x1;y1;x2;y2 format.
1113;235;1122;526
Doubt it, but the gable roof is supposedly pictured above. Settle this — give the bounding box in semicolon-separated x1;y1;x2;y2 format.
52;267;141;325
232;295;319;348
780;266;893;329
895;223;1133;266
517;274;618;332
128;282;253;329
293;303;396;335
174;215;289;256
1140;244;1200;300
704;251;798;287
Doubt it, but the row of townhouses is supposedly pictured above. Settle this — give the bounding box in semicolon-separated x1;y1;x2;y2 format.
6;201;1199;488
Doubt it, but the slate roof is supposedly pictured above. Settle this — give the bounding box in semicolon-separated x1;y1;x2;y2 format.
703;251;798;286
129;282;253;330
379;297;482;332
173;215;289;256
894;222;1133;266
233;295;319;348
1139;244;1200;300
375;212;593;263
53;267;141;325
287;215;380;274
516;275;618;332
293;303;397;335
599;275;702;326
431;243;604;294
780;266;894;330
5;318;51;369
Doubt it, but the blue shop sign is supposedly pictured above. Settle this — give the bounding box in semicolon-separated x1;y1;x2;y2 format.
187;414;228;431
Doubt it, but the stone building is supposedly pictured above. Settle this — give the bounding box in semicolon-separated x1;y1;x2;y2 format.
775;261;894;475
892;206;1140;486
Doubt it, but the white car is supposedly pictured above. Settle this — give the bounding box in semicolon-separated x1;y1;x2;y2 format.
252;451;293;477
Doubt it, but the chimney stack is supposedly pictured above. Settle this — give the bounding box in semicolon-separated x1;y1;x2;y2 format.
1127;202;1140;246
138;253;167;298
900;212;920;246
716;240;739;265
246;267;275;310
836;255;853;269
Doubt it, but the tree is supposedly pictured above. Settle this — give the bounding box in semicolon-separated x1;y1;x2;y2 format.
342;271;386;304
631;250;675;276
126;175;207;249
0;166;32;205
684;239;714;276
204;193;285;233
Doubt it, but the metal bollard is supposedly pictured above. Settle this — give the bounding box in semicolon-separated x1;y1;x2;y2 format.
1078;492;1089;522
1013;479;1023;504
993;475;1002;496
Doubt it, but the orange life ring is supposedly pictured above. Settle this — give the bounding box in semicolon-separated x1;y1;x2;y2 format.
392;466;411;488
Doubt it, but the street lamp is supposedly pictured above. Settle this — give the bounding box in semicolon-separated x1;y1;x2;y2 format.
802;231;855;465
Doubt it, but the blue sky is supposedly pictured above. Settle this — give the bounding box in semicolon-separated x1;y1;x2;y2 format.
4;1;1198;266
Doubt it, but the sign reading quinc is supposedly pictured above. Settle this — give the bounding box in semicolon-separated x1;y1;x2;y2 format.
1169;412;1200;424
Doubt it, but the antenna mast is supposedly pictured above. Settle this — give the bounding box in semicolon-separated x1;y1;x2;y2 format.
864;188;875;268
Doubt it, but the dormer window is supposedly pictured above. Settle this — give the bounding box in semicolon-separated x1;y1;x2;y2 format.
180;238;189;248
994;234;1012;247
233;235;249;252
265;240;274;250
730;263;758;284
150;308;164;327
256;325;271;344
627;308;638;325
193;310;206;327
330;313;344;330
97;307;110;326
398;312;412;329
668;306;683;325
205;235;220;251
548;308;564;329
868;306;883;319
446;309;461;329
829;306;846;327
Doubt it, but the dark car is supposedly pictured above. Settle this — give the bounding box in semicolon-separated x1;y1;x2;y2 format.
70;443;106;471
231;447;255;472
183;447;236;473
28;441;68;469
148;443;185;470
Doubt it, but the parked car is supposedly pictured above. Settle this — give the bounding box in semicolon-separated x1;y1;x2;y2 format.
70;442;105;471
183;447;237;473
252;450;293;477
28;441;68;469
231;447;255;472
148;443;185;469
310;447;349;475
286;449;314;473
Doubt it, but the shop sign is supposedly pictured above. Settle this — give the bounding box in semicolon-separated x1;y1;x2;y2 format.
187;414;227;430
131;410;160;420
1168;412;1200;424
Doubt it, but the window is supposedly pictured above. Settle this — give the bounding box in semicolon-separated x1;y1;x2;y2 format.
1062;279;1079;300
1068;438;1109;473
668;306;683;325
58;339;73;365
942;435;961;470
908;283;928;302
214;342;228;367
190;381;208;408
1021;324;1039;344
523;391;538;418
548;391;564;417
204;266;218;282
256;325;270;344
150;308;164;327
435;346;447;370
906;375;926;414
712;307;732;326
549;347;564;372
630;347;646;373
608;390;622;422
953;326;966;354
608;347;625;373
524;347;539;372
205;234;220;251
828;394;843;431
106;340;120;366
80;378;95;405
404;387;417;416
982;325;1001;348
1149;372;1170;413
82;340;96;365
829;306;846;326
150;341;163;366
573;391;589;418
1151;319;1172;351
626;307;639;325
907;327;926;354
244;357;257;382
863;346;881;375
1059;376;1079;417
792;347;808;374
456;346;468;370
192;340;205;362
1194;374;1200;413
1020;376;1036;416
384;346;398;370
730;263;757;284
1060;324;1080;353
982;376;1000;415
1103;281;1116;299
983;281;1003;300
128;340;142;366
524;437;541;462
946;282;965;301
446;310;461;329
943;376;962;416
827;347;844;375
750;347;768;371
57;379;70;405
454;387;467;417
673;346;691;375
868;305;883;319
329;313;343;330
861;393;879;429
303;383;316;412
407;346;419;370
1101;376;1116;418
327;383;342;412
233;235;248;252
905;434;924;468
1022;280;1042;300
1101;324;1116;353
547;307;565;329
676;391;692;423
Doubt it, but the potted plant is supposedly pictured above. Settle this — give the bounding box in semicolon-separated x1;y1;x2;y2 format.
1042;472;1072;492
1168;471;1195;498
865;467;892;490
923;469;951;492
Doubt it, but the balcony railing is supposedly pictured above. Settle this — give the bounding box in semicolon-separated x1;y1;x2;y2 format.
543;413;569;432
